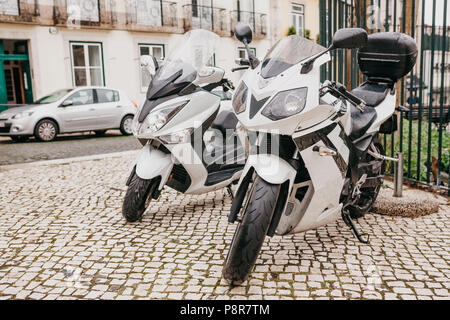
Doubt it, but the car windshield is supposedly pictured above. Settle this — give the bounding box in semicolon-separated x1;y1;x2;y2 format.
34;89;72;104
153;29;219;82
261;36;325;79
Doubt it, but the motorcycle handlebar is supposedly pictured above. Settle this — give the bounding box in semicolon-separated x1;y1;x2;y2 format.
232;66;249;72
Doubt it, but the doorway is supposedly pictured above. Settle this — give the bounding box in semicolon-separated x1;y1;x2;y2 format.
0;39;33;107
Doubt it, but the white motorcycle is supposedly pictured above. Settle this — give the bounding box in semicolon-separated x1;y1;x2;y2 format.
122;29;245;222
222;24;417;284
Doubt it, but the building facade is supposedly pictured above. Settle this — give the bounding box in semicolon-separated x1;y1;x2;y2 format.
0;0;273;106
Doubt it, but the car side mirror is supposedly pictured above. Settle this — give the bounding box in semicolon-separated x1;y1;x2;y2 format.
61;100;73;107
234;22;253;44
140;55;158;76
332;28;367;49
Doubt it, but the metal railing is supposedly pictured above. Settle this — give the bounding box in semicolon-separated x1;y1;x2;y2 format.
230;10;267;38
319;0;449;194
126;0;177;28
183;4;228;34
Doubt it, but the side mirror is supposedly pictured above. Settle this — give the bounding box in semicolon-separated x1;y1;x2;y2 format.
140;55;158;76
234;22;253;44
332;28;367;49
61;100;73;107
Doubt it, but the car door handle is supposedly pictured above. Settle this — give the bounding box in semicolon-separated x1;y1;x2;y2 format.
89;108;96;111
116;105;123;108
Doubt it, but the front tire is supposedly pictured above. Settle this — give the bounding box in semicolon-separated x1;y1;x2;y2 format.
120;115;134;136
122;174;158;222
34;119;58;142
222;176;280;285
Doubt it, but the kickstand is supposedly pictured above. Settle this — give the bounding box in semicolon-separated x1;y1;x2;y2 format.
342;210;370;244
226;186;234;199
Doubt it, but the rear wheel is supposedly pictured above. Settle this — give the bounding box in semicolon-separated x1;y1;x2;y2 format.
122;174;158;222
120;115;134;136
348;140;385;219
222;176;281;285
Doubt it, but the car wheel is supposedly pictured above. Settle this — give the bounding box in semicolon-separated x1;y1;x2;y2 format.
34;119;58;142
10;136;29;142
120;115;134;136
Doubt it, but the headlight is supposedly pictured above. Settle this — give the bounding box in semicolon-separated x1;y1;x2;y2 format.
159;128;194;144
136;101;188;136
232;82;248;114
261;87;308;121
12;111;34;119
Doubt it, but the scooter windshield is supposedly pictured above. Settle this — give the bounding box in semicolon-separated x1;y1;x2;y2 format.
153;29;220;83
260;35;325;79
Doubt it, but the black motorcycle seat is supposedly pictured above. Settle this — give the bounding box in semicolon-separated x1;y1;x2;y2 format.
350;82;390;107
211;110;238;136
350;104;377;141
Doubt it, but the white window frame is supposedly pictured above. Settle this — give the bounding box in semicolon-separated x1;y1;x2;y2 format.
238;47;256;59
70;42;104;87
139;43;165;93
292;3;305;37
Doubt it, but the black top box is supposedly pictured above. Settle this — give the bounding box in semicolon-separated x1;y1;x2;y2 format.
357;32;418;82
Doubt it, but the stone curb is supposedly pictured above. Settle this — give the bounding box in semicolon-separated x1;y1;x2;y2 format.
0;150;139;172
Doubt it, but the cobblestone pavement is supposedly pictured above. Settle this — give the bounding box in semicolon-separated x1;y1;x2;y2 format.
0;130;141;166
0;154;449;300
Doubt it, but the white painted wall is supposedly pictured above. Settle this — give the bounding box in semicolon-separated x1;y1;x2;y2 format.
0;0;273;106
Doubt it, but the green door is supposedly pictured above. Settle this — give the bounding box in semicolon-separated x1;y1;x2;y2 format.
0;39;34;111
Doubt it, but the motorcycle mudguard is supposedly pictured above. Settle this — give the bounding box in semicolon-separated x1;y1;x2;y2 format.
229;154;296;229
238;154;297;188
135;144;174;190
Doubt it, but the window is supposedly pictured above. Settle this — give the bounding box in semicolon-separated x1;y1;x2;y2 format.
70;42;104;87
97;89;119;103
66;0;99;22
292;3;305;37
238;47;256;59
238;0;255;26
139;44;165;92
66;89;95;106
136;0;162;26
0;0;19;15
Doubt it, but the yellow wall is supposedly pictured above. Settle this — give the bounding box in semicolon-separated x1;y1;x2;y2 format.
278;0;320;42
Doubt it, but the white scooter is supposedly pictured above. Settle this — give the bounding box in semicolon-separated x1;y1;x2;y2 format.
222;24;417;284
122;29;245;222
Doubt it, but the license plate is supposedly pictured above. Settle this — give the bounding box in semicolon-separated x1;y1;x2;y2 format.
0;122;5;128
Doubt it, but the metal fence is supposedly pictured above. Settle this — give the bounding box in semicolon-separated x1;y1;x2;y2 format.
319;0;449;193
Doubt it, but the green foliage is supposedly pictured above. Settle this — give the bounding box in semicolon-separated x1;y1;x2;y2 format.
305;29;311;39
383;120;449;182
287;26;296;36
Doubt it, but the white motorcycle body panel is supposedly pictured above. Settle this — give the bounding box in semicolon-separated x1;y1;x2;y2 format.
234;42;396;235
135;89;244;194
136;144;174;190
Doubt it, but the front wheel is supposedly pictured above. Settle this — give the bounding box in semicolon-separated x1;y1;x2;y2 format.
122;174;158;222
34;119;58;142
222;176;281;285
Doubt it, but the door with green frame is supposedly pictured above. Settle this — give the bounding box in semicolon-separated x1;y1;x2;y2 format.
0;39;34;112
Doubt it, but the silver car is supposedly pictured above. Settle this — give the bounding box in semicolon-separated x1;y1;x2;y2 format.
0;87;137;142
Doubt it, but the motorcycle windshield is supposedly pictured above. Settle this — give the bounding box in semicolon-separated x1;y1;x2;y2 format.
260;35;325;79
153;29;220;83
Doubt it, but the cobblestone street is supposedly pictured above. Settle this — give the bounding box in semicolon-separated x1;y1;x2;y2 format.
0;153;449;300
